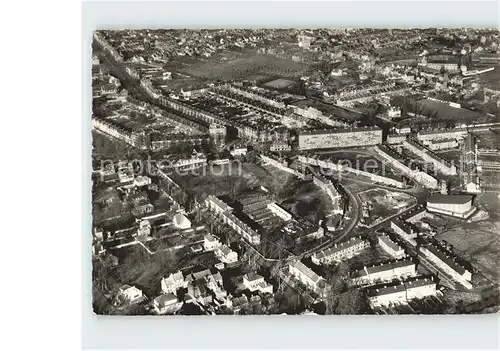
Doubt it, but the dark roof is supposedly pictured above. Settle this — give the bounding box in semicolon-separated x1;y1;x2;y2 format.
427;194;472;205
423;244;468;275
378;235;404;253
366;281;406;297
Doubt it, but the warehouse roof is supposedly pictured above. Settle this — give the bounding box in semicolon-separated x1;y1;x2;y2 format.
427;194;472;205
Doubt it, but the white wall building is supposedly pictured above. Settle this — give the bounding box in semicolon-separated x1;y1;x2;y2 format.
419;244;472;288
402;140;457;176
378;235;406;259
153;293;183;314
215;245;238;264
298;127;383;150
161;271;188;295
312;237;370;265
390;220;418;246
118;285;144;304
288;261;327;294
367;276;437;308
351;259;416;285
426;194;476;219
242;272;274;294
267;202;293;221
203;234;223;251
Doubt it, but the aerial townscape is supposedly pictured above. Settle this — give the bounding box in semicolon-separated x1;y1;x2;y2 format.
91;28;500;316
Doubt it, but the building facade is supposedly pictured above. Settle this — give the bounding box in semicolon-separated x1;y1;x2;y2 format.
298;127;383;150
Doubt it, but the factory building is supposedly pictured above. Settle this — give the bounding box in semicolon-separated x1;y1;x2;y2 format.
426;194;476;219
298;127;382;150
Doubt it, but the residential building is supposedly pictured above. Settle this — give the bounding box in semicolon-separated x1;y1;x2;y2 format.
426;194;476;219
390;219;419;246
203;234;223;251
117;285;144;304
416;128;469;143
270;142;291;152
425;138;459;151
230;147;247;157
215;245;238;264
92;117;146;149
378;235;406;259
298;155;405;189
313;175;343;215
205;195;261;245
134;176;151;187
402;140;457;176
373;146;439;189
386;133;408;145
242;272;274;294
366;276;437;307
351;259;416;285
161;271;188;295
298;127;382;150
152;293;183;314
419;243;472;287
311;237;370;265
288;260;327;294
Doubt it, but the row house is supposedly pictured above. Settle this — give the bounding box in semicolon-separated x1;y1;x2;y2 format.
351;259;416;286
311;237;370;265
378;235;406;259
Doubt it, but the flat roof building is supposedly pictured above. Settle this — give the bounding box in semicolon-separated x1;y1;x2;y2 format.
426;194;476;219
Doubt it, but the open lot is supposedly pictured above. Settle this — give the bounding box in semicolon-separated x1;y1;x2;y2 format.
358;188;417;227
262;78;297;89
436;219;500;281
414;98;486;124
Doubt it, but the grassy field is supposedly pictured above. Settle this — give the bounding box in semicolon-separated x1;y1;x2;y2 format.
436;220;500;281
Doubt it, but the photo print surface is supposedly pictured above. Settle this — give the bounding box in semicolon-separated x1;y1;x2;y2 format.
91;28;500;315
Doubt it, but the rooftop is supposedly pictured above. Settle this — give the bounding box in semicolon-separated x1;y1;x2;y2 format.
289;260;324;284
354;259;414;277
427;194;473;205
298;126;382;135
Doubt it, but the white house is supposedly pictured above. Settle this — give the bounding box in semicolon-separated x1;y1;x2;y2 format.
312;237;370;265
242;272;274;294
351;259;416;285
152;293;183;314
288;261;327;294
203;234;223;251
215;245;238;264
161;271;187;295
378;235;406;259
134;176;152;187
118;285;144;304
